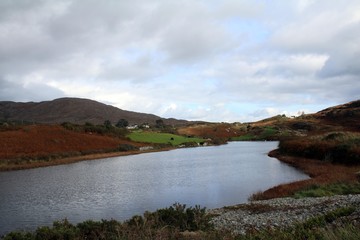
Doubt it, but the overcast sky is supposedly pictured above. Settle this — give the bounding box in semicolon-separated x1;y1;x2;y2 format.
0;0;359;122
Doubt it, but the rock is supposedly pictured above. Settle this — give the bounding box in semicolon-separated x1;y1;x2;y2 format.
208;194;360;235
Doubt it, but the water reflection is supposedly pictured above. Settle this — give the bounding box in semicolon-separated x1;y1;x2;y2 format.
0;141;308;235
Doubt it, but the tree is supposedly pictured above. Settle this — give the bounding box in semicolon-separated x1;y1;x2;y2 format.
104;120;112;129
116;119;129;128
155;119;165;128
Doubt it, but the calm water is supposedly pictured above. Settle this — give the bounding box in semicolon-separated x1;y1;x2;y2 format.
0;142;308;235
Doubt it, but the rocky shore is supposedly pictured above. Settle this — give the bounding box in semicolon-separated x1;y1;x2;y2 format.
209;194;360;235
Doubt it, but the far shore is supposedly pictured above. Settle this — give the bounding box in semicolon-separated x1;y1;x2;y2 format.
0;147;175;171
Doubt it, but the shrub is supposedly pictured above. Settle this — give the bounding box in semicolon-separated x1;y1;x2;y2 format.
279;132;360;165
3;204;213;240
61;122;128;138
118;144;138;152
126;203;212;232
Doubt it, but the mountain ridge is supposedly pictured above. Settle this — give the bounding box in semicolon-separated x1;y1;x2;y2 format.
0;97;193;126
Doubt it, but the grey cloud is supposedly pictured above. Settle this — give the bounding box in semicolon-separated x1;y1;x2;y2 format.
216;0;264;19
317;21;360;78
0;78;64;102
150;1;234;64
0;0;45;21
269;1;360;82
101;55;162;82
318;52;360;78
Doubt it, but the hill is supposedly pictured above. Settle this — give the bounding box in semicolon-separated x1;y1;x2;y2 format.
177;99;360;141
1;99;359;171
313;99;360;131
0;97;191;126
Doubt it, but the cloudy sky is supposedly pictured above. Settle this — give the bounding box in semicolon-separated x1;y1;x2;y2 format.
0;0;359;122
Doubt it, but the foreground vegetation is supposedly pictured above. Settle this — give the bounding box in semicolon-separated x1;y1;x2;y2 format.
3;204;359;240
3;204;216;240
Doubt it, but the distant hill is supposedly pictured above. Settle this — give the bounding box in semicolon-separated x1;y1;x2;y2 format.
313;99;360;130
177;99;360;141
0;98;192;126
251;99;360;131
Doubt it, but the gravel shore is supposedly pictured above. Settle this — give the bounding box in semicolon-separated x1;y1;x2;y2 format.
209;194;360;235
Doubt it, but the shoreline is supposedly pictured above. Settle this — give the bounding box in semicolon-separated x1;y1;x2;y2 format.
0;147;176;171
2;145;358;199
1;145;360;237
259;149;360;199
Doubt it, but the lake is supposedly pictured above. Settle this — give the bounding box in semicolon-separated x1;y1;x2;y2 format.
0;141;309;235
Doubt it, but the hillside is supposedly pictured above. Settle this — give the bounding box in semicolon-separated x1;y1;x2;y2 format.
0;99;359;171
0;98;191;126
0;125;141;159
178;100;360;141
0;124;151;170
313;99;360;131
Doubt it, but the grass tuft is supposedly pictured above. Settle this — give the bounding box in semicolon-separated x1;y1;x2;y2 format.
293;183;360;198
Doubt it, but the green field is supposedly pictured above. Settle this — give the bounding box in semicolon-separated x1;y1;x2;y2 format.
127;131;204;146
231;126;280;141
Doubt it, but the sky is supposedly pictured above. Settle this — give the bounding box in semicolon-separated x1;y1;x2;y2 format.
0;0;359;122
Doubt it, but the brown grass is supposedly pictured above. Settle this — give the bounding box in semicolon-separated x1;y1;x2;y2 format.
177;123;239;139
0;124;155;171
278;132;360;164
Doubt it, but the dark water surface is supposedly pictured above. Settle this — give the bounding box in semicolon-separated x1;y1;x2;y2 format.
0;142;308;235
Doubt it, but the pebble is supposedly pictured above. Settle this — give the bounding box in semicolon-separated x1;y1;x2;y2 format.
208;194;360;235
